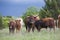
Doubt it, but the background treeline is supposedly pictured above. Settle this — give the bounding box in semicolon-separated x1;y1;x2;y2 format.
0;16;13;29
22;0;60;19
0;15;3;29
0;0;60;29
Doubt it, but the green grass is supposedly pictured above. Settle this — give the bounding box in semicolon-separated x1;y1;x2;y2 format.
0;27;60;40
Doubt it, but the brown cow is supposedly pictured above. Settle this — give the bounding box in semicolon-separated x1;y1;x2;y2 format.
42;18;55;31
34;17;55;32
8;20;16;34
15;20;21;33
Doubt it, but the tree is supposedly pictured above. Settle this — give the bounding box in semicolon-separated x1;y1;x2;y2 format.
22;7;39;19
0;14;3;29
2;16;13;28
39;0;60;19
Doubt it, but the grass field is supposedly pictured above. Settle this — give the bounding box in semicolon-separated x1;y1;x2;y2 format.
0;27;60;40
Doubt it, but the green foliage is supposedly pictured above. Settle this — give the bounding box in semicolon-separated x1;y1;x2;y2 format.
0;15;3;29
39;0;60;19
22;0;60;20
22;7;39;19
39;9;52;18
2;16;13;28
0;28;60;40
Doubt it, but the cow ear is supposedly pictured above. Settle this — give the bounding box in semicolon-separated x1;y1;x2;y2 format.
19;20;21;22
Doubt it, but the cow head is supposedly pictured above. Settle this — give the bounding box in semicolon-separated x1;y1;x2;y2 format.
28;16;35;24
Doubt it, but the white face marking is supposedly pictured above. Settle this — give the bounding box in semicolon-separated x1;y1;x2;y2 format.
10;26;12;28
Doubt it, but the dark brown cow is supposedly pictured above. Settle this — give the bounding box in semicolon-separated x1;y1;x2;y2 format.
24;16;35;32
8;20;16;34
34;17;55;32
15;20;21;33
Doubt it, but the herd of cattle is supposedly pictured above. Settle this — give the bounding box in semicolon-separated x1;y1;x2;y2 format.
8;15;60;34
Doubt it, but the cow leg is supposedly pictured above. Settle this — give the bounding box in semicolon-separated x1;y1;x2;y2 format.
25;25;28;32
16;26;20;33
9;26;13;34
26;26;27;30
16;29;20;33
25;24;28;32
49;27;53;32
27;26;31;32
16;27;19;33
45;26;48;31
35;26;41;32
9;28;14;34
49;26;55;32
18;26;21;32
28;28;31;32
12;28;15;34
32;27;35;32
32;24;35;32
38;28;41;32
